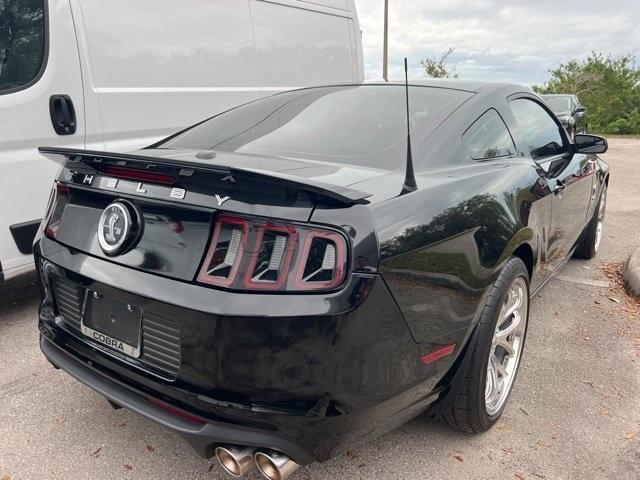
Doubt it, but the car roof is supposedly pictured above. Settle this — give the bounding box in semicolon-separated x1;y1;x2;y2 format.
363;79;531;95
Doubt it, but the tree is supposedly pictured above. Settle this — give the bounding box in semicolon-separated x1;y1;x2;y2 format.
534;52;640;134
0;0;45;90
421;47;458;79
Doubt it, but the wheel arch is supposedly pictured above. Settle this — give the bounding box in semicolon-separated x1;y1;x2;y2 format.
512;243;534;280
493;227;536;281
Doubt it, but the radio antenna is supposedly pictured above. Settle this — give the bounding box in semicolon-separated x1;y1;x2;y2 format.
401;58;417;194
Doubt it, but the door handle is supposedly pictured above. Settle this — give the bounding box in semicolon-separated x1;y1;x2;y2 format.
553;179;566;195
49;94;77;135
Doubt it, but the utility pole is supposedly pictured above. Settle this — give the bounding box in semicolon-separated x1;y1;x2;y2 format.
383;0;388;81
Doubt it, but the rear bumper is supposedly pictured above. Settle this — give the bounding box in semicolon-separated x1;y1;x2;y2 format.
35;238;466;462
40;335;315;463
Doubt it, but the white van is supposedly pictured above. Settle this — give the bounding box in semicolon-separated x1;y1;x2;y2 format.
0;0;364;282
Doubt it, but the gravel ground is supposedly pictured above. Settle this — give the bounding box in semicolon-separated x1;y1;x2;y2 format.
1;139;639;480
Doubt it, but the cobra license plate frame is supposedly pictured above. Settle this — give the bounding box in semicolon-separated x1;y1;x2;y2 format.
81;291;142;358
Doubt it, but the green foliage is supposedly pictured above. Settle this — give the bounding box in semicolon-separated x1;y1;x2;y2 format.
421;47;459;79
534;52;640;134
0;0;46;90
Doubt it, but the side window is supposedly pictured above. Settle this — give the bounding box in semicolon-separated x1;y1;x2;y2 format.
510;98;566;160
0;0;46;93
462;109;515;160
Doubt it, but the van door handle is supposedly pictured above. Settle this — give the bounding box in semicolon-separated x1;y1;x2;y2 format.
49;94;77;135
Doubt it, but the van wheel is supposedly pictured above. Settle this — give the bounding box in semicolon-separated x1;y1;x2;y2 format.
442;257;529;433
574;185;607;259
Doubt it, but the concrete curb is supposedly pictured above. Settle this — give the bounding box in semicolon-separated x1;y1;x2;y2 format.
623;247;640;298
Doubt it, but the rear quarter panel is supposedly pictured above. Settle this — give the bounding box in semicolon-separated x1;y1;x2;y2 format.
369;89;550;343
373;162;547;343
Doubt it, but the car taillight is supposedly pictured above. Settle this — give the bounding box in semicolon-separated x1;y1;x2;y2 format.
197;216;249;287
294;230;347;290
197;216;348;292
244;223;297;290
43;183;70;239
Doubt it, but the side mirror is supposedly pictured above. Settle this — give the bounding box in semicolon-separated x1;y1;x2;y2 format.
574;134;607;154
575;106;586;115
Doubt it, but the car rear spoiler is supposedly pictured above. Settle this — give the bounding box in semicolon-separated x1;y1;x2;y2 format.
38;147;371;205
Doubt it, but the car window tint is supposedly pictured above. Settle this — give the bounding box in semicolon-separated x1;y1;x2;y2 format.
541;95;571;113
0;0;46;93
510;98;566;159
160;85;472;170
462;109;515;160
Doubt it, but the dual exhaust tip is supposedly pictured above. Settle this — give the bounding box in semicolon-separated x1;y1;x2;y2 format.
215;445;299;480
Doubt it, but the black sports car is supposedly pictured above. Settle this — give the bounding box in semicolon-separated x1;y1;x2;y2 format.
36;81;609;480
540;93;588;138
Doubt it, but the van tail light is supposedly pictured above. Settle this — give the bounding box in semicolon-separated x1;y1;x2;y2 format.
244;224;297;290
44;183;70;239
294;230;347;290
197;216;249;287
197;216;348;291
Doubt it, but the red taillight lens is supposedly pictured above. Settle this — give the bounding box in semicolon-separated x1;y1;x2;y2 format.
244;224;297;290
197;216;348;292
294;230;347;290
197;216;249;287
44;183;70;239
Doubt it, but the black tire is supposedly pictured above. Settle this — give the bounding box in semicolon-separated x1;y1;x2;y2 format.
574;185;607;259
441;256;530;433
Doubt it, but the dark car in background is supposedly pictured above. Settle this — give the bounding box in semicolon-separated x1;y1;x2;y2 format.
35;81;608;480
541;94;588;138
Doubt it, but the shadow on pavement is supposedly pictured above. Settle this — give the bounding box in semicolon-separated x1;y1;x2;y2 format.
0;271;39;318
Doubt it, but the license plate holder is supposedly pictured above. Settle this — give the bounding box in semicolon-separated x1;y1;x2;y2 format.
81;292;142;358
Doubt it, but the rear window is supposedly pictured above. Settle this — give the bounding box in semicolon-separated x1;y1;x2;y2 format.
0;0;46;93
158;85;471;170
463;109;515;160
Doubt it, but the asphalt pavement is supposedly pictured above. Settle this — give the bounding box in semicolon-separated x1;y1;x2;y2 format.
1;139;639;480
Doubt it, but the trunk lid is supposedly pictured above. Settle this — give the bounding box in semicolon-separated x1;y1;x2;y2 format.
39;147;382;282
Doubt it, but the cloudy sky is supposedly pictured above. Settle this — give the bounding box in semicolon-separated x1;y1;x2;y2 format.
355;0;639;86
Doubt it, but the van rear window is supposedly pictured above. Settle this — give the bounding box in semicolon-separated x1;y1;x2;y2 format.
159;85;471;170
0;0;46;93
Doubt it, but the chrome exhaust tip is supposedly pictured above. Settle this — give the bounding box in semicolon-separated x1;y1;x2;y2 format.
254;451;300;480
215;445;256;477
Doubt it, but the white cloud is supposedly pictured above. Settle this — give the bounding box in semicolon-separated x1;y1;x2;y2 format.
355;0;639;85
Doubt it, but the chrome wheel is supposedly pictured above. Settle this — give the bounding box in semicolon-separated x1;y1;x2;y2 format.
485;277;528;416
594;188;606;252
